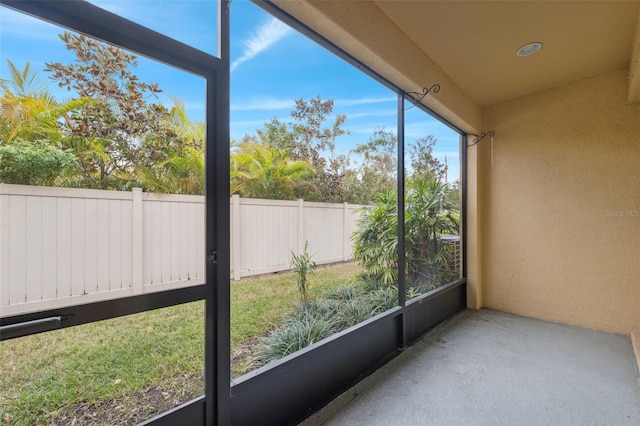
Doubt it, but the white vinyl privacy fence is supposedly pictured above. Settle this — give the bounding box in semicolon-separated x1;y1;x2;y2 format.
0;184;365;317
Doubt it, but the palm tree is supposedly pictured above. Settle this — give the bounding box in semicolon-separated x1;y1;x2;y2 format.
0;60;86;143
404;177;459;286
352;189;399;285
353;176;459;288
231;141;312;200
134;98;205;195
168;96;205;149
136;146;204;195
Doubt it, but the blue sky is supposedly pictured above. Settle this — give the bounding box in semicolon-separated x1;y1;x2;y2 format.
0;0;460;181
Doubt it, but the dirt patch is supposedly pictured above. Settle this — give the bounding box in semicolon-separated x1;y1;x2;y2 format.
41;338;264;425
231;337;261;380
47;373;204;426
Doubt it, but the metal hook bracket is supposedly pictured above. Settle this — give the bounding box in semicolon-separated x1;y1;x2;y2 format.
467;131;495;147
404;84;441;110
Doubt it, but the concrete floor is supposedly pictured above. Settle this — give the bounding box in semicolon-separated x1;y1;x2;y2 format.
302;309;640;426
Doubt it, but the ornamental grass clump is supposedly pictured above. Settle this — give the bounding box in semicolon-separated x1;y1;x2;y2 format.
252;314;335;366
251;283;398;367
290;241;317;306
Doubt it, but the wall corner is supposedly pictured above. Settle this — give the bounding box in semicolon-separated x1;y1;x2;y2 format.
632;332;640;375
465;143;482;310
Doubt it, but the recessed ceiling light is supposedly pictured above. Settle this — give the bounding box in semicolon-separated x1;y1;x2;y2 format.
516;42;543;57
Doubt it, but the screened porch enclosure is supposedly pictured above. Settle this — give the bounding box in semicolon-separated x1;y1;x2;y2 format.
1;0;638;425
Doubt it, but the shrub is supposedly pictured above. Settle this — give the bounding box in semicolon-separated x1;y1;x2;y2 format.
352;176;459;288
335;298;376;327
252;281;399;367
0;139;78;185
323;284;361;301
366;286;398;314
252;314;335;366
289;299;340;322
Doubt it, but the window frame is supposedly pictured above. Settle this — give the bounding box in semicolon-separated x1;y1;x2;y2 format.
0;0;230;423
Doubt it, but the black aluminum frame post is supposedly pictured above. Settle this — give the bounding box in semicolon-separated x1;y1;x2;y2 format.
206;1;231;424
397;93;407;348
0;2;230;424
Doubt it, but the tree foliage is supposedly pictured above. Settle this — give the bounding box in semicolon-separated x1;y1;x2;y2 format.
45;32;175;189
230;140;312;200
234;100;453;204
0;60;87;144
253;96;351;202
0;139;78;186
408;135;447;181
349;127;397;204
135;98;205;195
0;34;209;193
353;176;459;288
1;33;453;208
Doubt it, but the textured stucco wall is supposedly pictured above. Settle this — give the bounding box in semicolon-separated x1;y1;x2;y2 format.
480;68;640;334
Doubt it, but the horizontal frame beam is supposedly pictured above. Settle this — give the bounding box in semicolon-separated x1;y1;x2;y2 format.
0;285;205;341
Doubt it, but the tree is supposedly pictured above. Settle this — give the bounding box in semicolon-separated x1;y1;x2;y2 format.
167;96;205;149
404;177;459;287
230;140;312;200
45;32;175;189
349;127;397;204
352;175;459;288
135;146;204;195
135;98;205;195
0;60;87;144
258;96;351;202
408;135;446;181
285;96;348;166
0;60;87;187
352;189;399;285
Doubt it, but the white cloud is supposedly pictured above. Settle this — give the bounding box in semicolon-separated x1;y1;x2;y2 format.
230;119;276;140
347;109;398;119
231;18;291;72
231;97;295;112
232;119;271;127
231;96;397;113
403;121;452;139
334;96;396;107
347;124;393;135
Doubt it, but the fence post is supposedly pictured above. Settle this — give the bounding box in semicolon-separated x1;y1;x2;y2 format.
297;199;304;254
232;194;241;281
343;202;350;261
132;188;143;294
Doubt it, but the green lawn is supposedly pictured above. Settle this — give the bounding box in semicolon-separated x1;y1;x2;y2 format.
0;262;359;425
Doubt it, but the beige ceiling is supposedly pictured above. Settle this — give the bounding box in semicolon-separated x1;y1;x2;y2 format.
374;1;640;107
